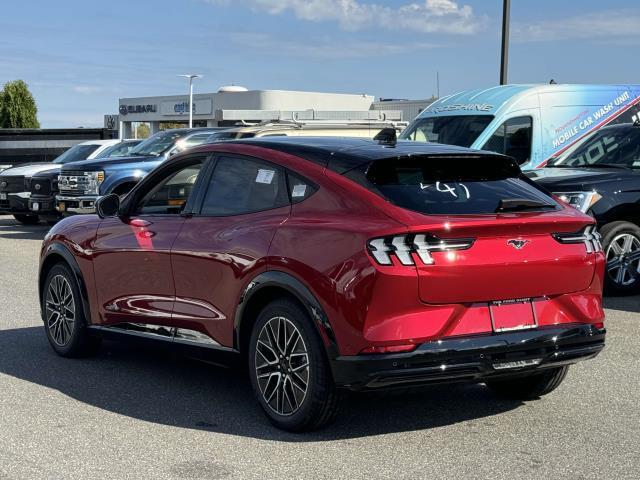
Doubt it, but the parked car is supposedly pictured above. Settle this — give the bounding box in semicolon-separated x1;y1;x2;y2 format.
205;120;407;142
28;139;142;221
55;128;220;215
400;84;640;169
529;122;640;294
39;136;606;431
0;139;122;224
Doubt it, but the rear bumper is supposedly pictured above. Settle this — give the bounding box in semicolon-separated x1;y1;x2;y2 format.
331;324;605;390
56;195;98;214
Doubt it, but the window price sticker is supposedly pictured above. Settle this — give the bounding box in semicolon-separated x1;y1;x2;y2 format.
291;184;307;198
255;169;275;184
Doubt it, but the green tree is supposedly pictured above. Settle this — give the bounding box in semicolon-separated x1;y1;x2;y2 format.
0;80;40;128
135;123;150;139
160;122;186;130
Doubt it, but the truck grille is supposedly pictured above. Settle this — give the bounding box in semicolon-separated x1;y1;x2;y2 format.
31;178;52;196
58;171;89;195
0;176;27;193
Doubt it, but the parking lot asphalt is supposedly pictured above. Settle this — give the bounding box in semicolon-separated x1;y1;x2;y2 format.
0;214;638;480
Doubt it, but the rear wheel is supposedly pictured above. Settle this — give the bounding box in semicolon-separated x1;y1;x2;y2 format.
42;263;101;357
485;366;569;400
14;213;39;225
248;299;342;432
600;221;640;295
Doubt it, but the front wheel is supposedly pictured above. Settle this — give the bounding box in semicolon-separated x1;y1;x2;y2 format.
248;299;342;432
42;263;101;357
600;221;640;295
14;213;39;225
485;366;569;400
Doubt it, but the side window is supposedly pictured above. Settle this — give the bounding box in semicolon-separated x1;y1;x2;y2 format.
287;172;317;204
135;161;203;215
201;156;289;216
482;116;532;165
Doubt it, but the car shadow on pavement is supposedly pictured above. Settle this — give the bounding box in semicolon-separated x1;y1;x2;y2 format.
603;295;640;314
0;327;523;441
0;217;50;240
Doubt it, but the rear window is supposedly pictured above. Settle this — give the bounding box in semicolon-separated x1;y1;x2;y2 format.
347;155;557;215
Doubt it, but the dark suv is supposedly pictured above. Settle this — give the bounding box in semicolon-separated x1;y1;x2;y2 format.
39;137;605;431
530;123;640;294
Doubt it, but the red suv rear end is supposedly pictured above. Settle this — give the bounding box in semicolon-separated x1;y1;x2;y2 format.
39;137;606;431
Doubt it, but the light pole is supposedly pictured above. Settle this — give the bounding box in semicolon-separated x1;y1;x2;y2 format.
500;0;511;85
179;74;202;128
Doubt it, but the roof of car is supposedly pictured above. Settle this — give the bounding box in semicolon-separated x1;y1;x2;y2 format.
232;136;503;173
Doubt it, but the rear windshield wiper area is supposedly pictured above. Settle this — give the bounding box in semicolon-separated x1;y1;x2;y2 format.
548;162;629;169
496;198;557;213
583;163;630;170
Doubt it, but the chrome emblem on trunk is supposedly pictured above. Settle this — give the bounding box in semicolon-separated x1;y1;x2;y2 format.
507;239;530;250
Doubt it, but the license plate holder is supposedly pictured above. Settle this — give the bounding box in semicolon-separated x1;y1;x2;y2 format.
489;299;537;332
31;202;39;211
0;193;6;200
57;202;65;212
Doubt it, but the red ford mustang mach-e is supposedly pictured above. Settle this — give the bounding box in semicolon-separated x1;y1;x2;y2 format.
39;137;606;431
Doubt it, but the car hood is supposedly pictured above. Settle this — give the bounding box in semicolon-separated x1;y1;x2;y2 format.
31;166;62;180
61;154;159;171
529;167;637;191
0;163;59;178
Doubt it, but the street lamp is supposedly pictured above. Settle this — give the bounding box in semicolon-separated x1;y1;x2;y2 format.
179;74;202;128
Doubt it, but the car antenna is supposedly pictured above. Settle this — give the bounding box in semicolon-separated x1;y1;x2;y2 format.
373;127;397;146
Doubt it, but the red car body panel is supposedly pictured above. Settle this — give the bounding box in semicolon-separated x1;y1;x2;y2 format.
40;140;606;367
171;205;291;346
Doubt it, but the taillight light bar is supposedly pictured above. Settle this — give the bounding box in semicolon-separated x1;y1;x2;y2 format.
553;225;602;253
367;233;475;266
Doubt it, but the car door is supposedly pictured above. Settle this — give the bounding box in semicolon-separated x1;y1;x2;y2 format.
171;154;291;347
91;154;209;326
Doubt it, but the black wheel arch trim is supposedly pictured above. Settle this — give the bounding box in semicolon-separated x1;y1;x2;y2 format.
234;270;340;359
39;242;92;326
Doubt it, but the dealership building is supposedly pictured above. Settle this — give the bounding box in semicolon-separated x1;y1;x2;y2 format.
110;86;433;137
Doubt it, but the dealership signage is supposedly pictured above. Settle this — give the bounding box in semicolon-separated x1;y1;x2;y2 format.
119;104;157;116
161;99;213;116
430;103;494;114
104;115;119;130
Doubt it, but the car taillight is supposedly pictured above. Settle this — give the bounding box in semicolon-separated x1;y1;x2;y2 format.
553;225;602;253
367;233;475;266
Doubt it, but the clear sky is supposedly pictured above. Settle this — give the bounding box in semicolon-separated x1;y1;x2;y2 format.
1;0;639;127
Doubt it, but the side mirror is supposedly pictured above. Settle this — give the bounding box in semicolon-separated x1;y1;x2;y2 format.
95;193;120;218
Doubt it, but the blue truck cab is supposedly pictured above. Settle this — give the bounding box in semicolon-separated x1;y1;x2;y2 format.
400;84;640;170
56;128;218;214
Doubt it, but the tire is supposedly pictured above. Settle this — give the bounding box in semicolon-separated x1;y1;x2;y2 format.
248;298;342;432
42;263;101;357
485;366;569;400
14;213;39;225
600;221;640;295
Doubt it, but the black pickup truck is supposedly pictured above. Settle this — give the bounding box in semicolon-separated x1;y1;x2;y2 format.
529;123;640;294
